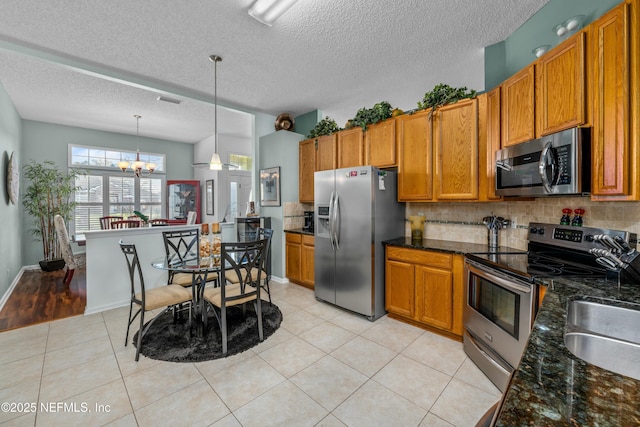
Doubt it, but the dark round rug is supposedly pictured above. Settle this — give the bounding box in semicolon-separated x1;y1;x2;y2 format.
133;303;282;362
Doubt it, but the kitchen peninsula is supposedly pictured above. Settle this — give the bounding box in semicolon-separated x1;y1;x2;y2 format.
83;224;197;314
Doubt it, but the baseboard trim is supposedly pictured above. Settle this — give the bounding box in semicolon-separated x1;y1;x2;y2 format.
0;267;27;312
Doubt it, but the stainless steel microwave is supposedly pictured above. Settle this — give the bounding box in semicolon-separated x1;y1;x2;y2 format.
495;127;590;197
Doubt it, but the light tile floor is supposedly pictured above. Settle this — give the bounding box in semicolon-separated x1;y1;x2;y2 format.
0;282;501;427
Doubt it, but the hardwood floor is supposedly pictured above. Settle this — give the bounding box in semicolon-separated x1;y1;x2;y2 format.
0;265;86;332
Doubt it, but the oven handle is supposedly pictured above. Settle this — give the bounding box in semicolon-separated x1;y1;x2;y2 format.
465;259;532;294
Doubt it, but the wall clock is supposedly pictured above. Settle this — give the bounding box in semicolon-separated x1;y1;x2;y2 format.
7;151;19;204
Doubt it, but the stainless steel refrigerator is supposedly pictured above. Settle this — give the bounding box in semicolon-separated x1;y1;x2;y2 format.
314;166;405;320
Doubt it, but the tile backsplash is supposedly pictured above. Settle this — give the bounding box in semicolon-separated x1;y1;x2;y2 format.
284;202;313;230
407;197;640;251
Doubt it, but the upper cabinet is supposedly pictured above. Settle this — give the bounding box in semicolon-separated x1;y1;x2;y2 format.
298;139;316;203
433;98;479;200
590;1;638;199
397;109;433;201
501;65;536;147
337;127;364;168
316;134;337;171
478;89;502;201
536;32;587;136
365;118;397;168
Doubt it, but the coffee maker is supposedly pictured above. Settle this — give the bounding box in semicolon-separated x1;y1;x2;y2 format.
303;211;314;232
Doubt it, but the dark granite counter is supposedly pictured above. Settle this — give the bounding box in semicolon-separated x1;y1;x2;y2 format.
382;236;522;255
495;276;640;426
284;228;314;236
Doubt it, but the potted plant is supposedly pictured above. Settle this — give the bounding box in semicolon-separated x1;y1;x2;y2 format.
22;160;82;271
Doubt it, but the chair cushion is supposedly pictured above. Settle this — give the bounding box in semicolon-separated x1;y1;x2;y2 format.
203;284;258;307
224;267;267;284
135;285;192;311
171;272;195;286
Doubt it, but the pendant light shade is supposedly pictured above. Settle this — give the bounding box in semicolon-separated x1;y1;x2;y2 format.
208;54;223;171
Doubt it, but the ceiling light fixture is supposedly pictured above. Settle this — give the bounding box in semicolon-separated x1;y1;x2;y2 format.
248;0;300;26
157;95;182;105
118;115;156;177
208;55;223;171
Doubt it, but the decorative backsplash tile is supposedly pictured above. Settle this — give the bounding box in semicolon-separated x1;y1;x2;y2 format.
284;201;313;230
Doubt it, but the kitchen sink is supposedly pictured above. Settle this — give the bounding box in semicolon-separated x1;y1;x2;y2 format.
564;299;640;381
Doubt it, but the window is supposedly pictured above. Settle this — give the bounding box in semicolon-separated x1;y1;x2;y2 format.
228;154;252;171
69;145;165;234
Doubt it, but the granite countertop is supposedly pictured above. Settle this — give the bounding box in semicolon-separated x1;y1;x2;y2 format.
495;276;640;426
382;236;522;255
284;228;314;236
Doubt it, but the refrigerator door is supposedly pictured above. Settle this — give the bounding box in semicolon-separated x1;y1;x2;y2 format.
334;166;374;316
314;169;336;304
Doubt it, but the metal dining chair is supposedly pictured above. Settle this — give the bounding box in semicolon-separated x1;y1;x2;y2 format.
120;241;192;361
203;238;268;355
162;228;200;287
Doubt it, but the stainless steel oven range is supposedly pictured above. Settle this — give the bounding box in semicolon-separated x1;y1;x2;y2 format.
463;222;637;392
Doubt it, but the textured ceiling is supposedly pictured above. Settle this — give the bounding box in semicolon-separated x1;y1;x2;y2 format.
0;0;549;143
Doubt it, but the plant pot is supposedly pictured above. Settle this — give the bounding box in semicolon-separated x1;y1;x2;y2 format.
39;259;66;272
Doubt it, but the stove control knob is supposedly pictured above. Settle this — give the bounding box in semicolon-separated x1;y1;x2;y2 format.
585;234;594;242
529;227;538;234
538;228;545;235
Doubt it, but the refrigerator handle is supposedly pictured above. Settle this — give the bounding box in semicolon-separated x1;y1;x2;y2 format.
328;191;336;250
333;193;340;250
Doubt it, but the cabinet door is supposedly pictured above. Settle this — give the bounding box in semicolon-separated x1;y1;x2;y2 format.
337;127;364;168
301;237;315;287
385;259;415;318
479;89;502;201
434;98;479;200
285;240;302;283
502;65;535;147
365;118;397;168
316;134;337;171
299;139;316;203
397;109;433;201
591;3;632;197
415;265;453;330
537;32;586;136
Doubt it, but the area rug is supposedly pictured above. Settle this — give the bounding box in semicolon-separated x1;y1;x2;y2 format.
133;303;282;362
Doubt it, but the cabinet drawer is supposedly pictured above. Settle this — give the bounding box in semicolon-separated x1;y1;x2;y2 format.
286;233;302;244
302;234;314;246
386;246;452;269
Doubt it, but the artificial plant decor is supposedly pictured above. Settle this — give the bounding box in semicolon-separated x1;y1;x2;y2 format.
348;101;393;131
23;160;82;271
307;117;341;139
417;84;477;111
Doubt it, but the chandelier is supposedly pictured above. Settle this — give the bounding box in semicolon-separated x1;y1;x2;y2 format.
118;114;156;177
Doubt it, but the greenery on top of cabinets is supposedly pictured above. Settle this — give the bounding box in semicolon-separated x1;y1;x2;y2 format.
307;117;341;139
348;101;393;131
417;84;477;111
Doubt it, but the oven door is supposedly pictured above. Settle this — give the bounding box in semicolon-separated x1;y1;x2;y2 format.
464;259;535;369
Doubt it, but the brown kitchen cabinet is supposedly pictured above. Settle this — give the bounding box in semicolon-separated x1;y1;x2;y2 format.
316;134;337;171
285;231;314;289
385;246;464;339
299;139;316;203
365;118;397;168
337;127;364;168
478;89;502;201
501;65;536;147
590;1;640;200
433;98;479;200
397;109;433;201
536;32;587;136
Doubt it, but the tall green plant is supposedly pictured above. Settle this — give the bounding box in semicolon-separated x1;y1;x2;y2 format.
22;160;82;261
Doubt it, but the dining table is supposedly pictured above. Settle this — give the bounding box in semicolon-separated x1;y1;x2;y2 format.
151;255;221;337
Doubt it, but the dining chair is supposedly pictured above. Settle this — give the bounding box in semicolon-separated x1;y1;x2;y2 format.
203;238;268;355
162;228;200;287
53;214;77;287
111;220;142;229
99;215;123;229
186;211;197;225
148;218;169;226
225;227;273;304
120;241;192;361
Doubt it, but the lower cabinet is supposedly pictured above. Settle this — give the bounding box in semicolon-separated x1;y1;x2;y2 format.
285;232;314;289
385;246;464;339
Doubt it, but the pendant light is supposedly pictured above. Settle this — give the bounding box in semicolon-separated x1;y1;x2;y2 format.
209;54;223;171
118;115;156;177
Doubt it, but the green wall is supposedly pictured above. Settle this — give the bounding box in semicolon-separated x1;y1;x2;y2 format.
0;82;22;298
294;110;322;139
20;120;195;265
485;0;621;89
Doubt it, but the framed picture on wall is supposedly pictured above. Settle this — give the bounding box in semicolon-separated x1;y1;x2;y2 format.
260;166;280;207
206;179;214;215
